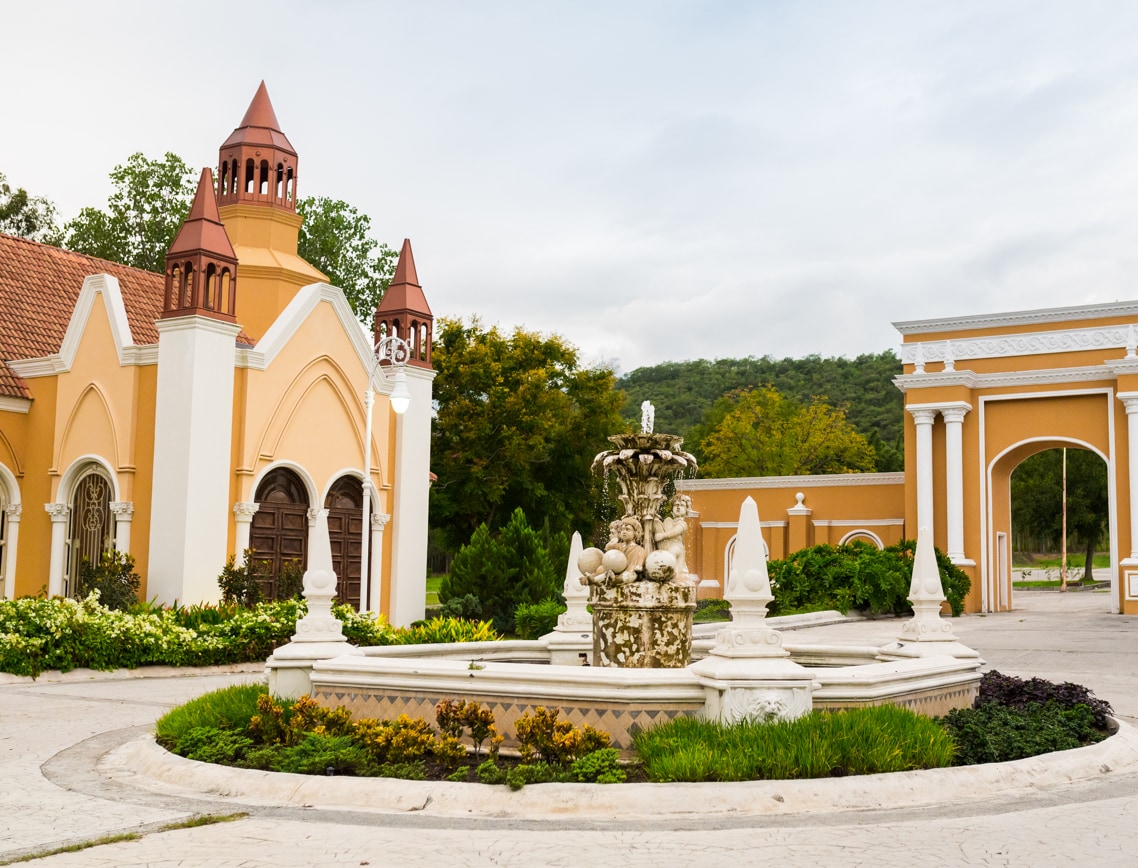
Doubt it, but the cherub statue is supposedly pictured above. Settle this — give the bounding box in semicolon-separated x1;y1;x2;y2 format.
654;494;691;578
606;516;647;583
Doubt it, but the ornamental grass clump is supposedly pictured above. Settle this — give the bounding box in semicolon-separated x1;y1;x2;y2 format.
632;706;956;782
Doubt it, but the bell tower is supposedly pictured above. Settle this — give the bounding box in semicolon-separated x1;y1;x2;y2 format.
162;168;238;321
216;81;325;339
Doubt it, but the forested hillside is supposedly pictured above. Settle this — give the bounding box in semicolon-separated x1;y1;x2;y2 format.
616;351;904;471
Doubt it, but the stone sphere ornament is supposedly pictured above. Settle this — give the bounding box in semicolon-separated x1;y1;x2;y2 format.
578;547;604;577
601;548;629;575
644;549;677;582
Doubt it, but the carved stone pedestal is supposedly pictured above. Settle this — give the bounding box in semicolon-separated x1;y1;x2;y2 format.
590;580;697;668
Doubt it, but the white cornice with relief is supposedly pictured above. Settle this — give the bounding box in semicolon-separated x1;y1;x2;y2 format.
898;323;1138;366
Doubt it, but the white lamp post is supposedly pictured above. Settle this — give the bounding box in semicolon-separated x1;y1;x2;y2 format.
360;335;412;612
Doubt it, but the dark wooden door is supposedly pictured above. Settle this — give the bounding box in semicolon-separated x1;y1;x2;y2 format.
325;476;368;609
252;468;309;600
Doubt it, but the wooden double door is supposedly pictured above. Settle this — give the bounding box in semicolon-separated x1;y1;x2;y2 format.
251;469;369;609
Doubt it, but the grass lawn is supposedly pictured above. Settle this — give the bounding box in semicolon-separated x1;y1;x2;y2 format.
426;575;444;607
1011;553;1110;570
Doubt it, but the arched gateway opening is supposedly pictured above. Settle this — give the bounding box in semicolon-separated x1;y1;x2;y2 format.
1000;443;1112;610
895;301;1138;615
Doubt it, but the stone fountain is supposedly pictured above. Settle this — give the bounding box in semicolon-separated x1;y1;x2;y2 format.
580;401;699;667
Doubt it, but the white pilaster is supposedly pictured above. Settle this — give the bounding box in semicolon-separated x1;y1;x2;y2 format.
1119;393;1138;563
45;503;68;597
233;502;259;565
367;512;390;612
909;407;938;533
388;366;435;627
3;504;21;600
148;315;241;605
940;404;972;564
109;501;133;553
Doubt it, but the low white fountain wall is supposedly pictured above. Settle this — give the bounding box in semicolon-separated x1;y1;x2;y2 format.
305;625;981;752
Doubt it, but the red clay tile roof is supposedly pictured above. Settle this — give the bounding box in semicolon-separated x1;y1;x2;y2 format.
0;233;253;399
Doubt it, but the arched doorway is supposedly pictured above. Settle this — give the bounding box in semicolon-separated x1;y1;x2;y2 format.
325;475;369;609
987;434;1116;614
66;466;114;598
251;467;310;600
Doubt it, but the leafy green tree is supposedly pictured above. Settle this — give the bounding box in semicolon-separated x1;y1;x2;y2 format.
618;351;904;471
296;195;397;321
1011;448;1108;582
700;386;876;478
64;152;197;272
430;317;626;553
0;171;60;242
439;509;562;633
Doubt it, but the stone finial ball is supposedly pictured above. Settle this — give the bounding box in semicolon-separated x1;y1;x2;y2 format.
644;549;677;582
601;549;629;575
578;547;604;576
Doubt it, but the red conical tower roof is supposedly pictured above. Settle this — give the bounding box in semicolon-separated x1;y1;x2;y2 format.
375;239;433;368
162;168;238;322
220;81;296;154
216;82;298;212
377;239;432;318
168;169;237;260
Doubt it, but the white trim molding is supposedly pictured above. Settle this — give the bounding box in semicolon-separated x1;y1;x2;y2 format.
895;365;1120;393
7;274;148;377
894;300;1138;335
0;396;31;414
678;473;904;491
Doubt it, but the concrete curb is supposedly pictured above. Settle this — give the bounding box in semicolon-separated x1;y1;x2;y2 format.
104;719;1138;820
0;662;266;686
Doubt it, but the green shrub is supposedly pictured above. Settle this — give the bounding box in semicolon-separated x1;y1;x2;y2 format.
438;593;482;620
217;552;265;607
940;701;1104;765
385;618;500;645
513;599;565;639
75;549;141;612
570;748;626;783
174;726;255;764
693;598;731;623
632;706;956;782
273;733;373;775
766;540;970;617
276;560;305;601
440;509;562;633
976;670;1113;727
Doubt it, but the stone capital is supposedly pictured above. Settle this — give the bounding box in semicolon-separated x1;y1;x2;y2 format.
233;501;260;521
44;503;68;522
908;407;938;426
1118;391;1138;414
109;501;134;519
3;503;22;520
371;512;391;531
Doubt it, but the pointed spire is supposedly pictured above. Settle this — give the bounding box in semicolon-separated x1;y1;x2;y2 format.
390;238;420;288
375;239;434;368
162;168;238;322
167;169;235;260
217;82;298;212
238;81;282;131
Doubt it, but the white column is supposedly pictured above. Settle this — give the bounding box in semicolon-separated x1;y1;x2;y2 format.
109;502;134;553
148;315;241;605
1119;394;1138;562
909;407;938;534
367;513;391;612
45;503;69;597
3;504;21;600
940;405;971;564
233;502;259;565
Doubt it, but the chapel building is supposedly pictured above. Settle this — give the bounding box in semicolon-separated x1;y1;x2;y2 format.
0;83;434;625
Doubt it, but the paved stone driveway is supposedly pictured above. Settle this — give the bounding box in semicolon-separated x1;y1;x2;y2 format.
2;590;1135;867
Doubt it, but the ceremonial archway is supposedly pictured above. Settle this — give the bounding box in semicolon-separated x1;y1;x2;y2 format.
895;302;1138;614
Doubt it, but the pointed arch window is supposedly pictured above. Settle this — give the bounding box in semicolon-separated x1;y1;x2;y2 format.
66;467;113;599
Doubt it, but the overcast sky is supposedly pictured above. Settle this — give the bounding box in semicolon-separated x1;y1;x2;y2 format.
6;1;1138;373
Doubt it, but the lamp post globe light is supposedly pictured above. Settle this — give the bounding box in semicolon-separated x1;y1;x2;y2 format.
360;334;412;611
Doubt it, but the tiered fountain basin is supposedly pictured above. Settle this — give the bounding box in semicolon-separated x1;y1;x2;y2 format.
301;614;982;754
